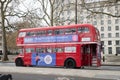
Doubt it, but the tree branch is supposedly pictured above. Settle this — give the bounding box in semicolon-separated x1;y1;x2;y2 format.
81;0;120;17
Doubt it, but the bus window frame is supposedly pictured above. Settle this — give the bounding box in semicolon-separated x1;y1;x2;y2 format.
36;30;46;36
64;46;76;53
54;29;64;35
47;30;53;35
65;28;77;34
36;47;46;53
25;48;35;53
78;27;89;33
18;32;26;37
53;47;64;53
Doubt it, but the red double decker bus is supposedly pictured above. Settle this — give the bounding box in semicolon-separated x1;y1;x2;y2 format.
15;24;101;68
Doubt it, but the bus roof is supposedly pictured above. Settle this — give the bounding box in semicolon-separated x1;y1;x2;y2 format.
19;24;95;32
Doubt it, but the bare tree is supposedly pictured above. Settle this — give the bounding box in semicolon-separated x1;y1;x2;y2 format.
36;0;65;26
0;0;33;61
0;0;13;61
6;21;31;54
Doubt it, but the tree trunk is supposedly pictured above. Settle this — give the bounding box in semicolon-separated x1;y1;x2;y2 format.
1;3;9;61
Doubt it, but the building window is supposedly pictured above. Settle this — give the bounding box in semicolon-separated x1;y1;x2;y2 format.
67;9;71;15
94;21;97;25
101;27;104;31
115;5;118;10
101;20;104;25
108;33;112;38
100;14;104;19
101;41;104;45
62;17;65;21
115;19;119;24
116;33;119;37
108;20;111;24
116;47;120;54
115;26;119;30
115;12;118;16
62;12;64;16
108;26;111;31
108;47;112;54
101;33;104;38
116;40;120;45
108;15;111;18
108;41;112;45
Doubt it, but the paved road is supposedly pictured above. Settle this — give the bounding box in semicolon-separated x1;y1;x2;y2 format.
0;72;113;80
0;62;15;66
0;63;120;80
0;62;120;71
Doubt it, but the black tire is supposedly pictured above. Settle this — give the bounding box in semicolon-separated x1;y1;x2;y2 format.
15;58;23;66
64;59;76;68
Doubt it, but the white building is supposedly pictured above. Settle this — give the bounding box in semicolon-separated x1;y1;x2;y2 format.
55;0;120;55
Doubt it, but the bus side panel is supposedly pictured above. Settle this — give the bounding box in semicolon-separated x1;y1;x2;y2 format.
76;45;82;67
23;53;32;66
75;55;82;67
56;53;66;66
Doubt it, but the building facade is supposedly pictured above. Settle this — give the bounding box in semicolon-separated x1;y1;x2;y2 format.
54;0;120;55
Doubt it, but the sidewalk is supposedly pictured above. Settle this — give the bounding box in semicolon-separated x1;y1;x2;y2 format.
0;66;120;79
102;61;120;66
0;55;16;63
1;55;120;66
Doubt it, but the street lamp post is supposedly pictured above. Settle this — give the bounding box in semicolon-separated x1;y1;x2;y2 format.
75;0;77;24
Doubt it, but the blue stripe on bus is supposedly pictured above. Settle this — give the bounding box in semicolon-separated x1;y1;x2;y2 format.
31;53;56;66
24;35;78;43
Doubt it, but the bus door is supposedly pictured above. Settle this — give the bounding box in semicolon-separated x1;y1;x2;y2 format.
91;44;101;67
81;44;92;66
81;44;101;67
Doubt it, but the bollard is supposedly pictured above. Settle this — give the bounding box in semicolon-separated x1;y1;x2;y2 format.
103;56;105;62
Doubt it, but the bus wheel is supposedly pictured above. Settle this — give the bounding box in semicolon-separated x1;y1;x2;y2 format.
64;59;76;68
15;58;23;66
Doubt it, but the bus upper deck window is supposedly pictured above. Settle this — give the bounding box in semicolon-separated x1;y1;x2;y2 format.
65;28;76;34
54;30;59;35
26;32;35;36
78;28;82;33
47;30;53;35
84;27;89;33
59;29;64;35
36;31;46;36
18;32;26;37
71;28;76;34
54;29;64;35
78;27;89;33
